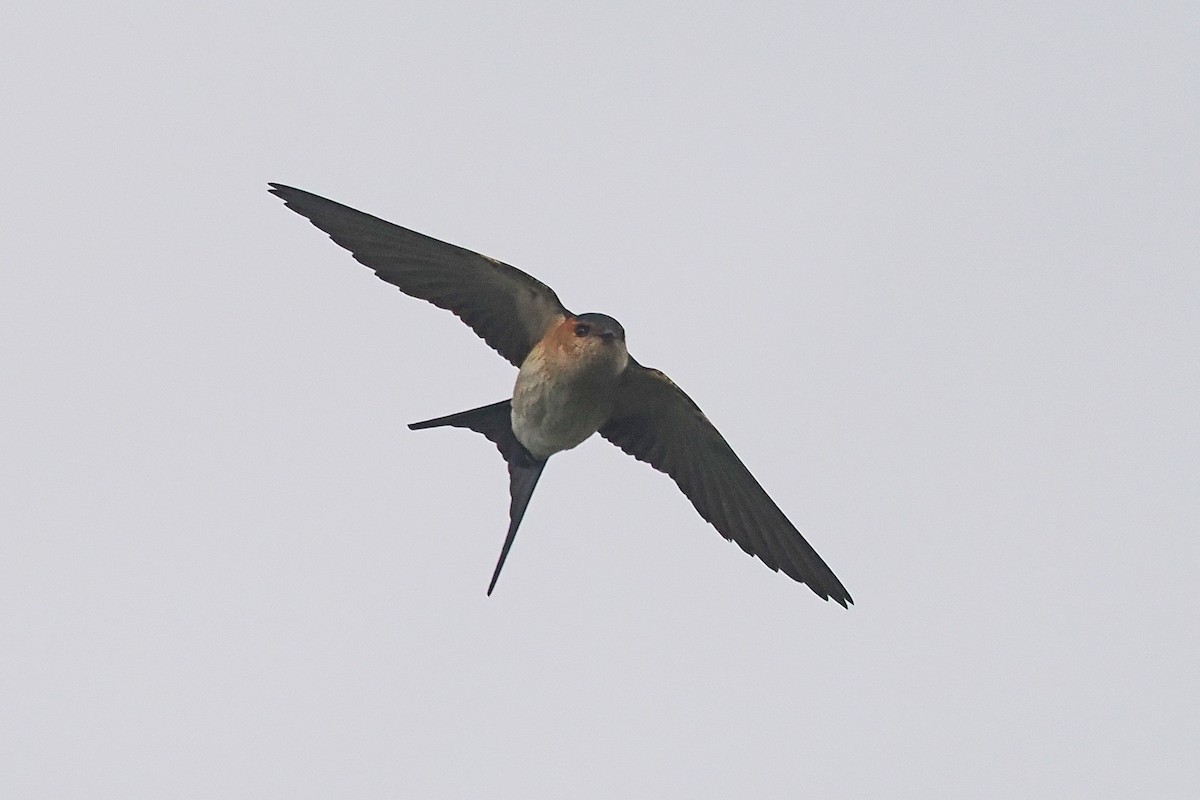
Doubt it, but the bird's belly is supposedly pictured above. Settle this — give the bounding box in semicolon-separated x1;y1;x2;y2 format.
511;368;613;460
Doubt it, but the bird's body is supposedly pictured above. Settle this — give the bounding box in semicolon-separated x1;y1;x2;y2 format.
269;183;853;606
512;315;627;459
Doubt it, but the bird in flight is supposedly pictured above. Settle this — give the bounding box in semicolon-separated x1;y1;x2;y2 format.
269;184;852;606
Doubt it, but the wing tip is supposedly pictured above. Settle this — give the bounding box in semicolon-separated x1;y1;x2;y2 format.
267;181;301;201
831;592;854;609
808;574;853;608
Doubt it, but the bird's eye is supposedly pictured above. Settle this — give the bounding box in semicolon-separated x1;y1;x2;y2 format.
599;331;615;342
574;323;590;337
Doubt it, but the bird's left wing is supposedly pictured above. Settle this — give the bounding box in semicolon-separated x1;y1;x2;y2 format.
599;359;853;606
269;184;569;366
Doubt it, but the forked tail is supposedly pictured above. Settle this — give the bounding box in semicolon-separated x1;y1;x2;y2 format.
409;401;547;594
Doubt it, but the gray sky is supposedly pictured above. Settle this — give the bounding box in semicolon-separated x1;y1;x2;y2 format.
2;2;1197;797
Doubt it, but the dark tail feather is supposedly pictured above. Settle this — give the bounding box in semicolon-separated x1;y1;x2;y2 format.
488;460;546;595
409;400;536;467
409;400;547;594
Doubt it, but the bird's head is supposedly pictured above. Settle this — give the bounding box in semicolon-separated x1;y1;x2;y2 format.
555;312;628;375
571;313;625;344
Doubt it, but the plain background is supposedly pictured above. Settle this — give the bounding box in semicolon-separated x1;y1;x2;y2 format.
2;2;1197;797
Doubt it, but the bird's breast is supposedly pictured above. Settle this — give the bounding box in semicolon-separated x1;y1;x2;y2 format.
511;342;620;460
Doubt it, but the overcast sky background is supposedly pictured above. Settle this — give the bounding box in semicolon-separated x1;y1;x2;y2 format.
2;2;1197;797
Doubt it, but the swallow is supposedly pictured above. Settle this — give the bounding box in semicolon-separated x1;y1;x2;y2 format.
269;183;853;606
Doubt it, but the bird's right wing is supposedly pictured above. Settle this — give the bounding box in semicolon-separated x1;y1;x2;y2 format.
599;359;852;606
269;184;570;367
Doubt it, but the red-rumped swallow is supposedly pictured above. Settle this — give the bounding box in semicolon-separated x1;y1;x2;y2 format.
270;184;852;606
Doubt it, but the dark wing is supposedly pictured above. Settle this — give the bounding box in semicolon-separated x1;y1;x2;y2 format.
600;359;853;606
269;183;569;366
